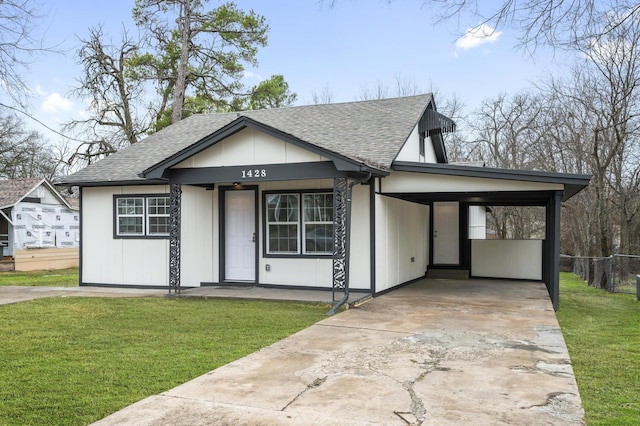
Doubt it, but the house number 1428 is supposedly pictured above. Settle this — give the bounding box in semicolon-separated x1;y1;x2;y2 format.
241;169;267;178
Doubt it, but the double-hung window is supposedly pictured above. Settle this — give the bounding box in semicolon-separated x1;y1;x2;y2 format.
265;191;333;256
115;195;170;238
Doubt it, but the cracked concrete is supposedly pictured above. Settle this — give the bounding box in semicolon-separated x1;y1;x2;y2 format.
92;279;584;425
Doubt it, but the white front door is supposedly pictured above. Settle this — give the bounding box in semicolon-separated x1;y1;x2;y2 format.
433;201;459;265
225;190;256;282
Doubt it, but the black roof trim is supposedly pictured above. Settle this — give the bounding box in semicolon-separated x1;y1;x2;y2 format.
391;161;591;201
142;116;389;180
56;179;168;188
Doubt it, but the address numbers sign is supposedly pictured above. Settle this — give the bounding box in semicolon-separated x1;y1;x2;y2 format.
241;168;268;179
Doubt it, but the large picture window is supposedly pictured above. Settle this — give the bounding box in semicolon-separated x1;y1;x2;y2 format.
114;195;170;238
265;191;333;256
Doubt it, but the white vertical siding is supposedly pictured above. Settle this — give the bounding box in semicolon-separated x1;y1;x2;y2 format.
375;194;429;292
348;184;371;290
84;179;372;290
468;206;487;239
256;179;369;290
180;185;215;286
393;125;438;164
82;185;169;286
173;128;327;168
471;240;543;280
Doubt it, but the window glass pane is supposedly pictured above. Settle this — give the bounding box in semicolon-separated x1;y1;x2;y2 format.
117;197;144;235
302;193;333;254
267;194;298;222
303;193;333;222
148;197;169;215
117;198;143;215
118;217;143;234
147;197;170;235
148;217;169;235
304;224;333;253
268;224;298;253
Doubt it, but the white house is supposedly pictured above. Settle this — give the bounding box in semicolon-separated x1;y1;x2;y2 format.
58;94;590;310
0;178;80;271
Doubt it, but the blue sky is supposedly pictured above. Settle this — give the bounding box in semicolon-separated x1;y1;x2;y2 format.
26;0;571;142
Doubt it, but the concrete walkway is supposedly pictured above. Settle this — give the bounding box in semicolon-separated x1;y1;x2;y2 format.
90;279;584;425
0;284;369;306
0;285;167;305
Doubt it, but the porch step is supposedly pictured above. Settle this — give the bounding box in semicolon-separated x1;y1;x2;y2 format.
426;269;469;280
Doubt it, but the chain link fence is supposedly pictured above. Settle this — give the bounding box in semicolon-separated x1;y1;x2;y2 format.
560;254;640;294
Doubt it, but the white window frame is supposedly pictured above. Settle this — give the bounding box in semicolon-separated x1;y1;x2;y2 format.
116;197;144;236
264;191;333;257
146;196;170;236
265;193;300;254
302;193;334;255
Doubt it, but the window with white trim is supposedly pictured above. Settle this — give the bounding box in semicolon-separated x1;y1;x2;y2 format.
147;197;170;235
115;195;170;237
302;193;333;254
265;191;333;255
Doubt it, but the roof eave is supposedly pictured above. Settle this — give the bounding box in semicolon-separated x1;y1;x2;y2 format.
141;115;389;180
391;161;591;202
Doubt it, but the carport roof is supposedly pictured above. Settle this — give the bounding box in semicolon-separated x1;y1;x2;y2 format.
391;161;591;202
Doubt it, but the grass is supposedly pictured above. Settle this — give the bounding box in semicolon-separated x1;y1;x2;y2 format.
2;271;638;424
0;297;328;425
0;268;79;287
557;272;640;425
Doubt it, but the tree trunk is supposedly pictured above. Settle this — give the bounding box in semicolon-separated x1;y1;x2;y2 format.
172;0;192;124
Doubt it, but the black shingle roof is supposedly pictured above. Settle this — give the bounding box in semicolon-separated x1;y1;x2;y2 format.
59;94;433;185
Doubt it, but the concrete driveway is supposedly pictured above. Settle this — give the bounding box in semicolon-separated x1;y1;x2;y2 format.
92;279;584;425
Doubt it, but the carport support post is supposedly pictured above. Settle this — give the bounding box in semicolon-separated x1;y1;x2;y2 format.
331;177;349;304
545;191;563;310
168;183;182;294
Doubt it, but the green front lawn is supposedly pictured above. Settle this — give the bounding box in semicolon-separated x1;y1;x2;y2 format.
1;272;639;425
557;272;640;425
0;297;327;425
0;268;79;287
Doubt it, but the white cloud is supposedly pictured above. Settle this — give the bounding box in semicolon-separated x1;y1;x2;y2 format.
455;23;503;52
243;70;264;82
41;92;73;113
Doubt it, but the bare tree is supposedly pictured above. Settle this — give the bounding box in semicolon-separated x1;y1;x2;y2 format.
0;110;64;179
357;81;390;101
65;26;152;165
311;85;334;105
0;0;50;105
471;92;546;169
325;1;640;52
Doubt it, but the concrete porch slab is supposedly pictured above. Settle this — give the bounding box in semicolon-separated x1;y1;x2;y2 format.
93;279;584;425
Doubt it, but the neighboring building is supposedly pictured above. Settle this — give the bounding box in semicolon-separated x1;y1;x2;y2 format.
58;94;590;309
0;178;79;271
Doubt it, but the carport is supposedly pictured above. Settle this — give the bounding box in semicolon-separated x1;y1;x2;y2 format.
380;161;591;310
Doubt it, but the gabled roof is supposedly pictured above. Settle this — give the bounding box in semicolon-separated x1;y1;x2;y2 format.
59;94;436;186
0;178;72;209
